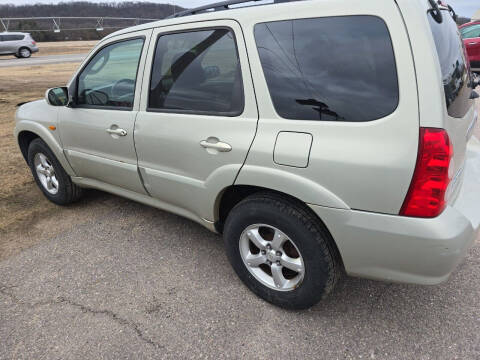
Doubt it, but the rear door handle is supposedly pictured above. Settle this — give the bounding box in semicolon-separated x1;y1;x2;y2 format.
468;42;478;45
106;128;127;136
200;139;232;152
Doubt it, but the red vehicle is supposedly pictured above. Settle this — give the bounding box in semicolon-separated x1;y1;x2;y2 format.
460;20;480;72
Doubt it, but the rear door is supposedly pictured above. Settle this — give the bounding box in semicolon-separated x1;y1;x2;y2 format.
134;20;258;221
0;36;6;54
0;34;20;54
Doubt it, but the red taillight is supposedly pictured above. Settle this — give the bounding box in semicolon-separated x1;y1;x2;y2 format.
400;128;453;218
32;41;36;45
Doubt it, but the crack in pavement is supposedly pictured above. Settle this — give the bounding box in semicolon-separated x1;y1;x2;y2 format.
0;285;164;350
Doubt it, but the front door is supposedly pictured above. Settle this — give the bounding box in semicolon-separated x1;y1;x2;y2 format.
59;30;151;194
134;20;258;221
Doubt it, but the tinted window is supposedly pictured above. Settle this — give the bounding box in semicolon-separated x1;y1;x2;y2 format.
77;38;144;109
428;11;471;118
254;16;399;122
149;28;244;116
461;25;480;39
2;35;24;41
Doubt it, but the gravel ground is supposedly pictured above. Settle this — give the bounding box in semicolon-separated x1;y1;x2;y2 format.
0;197;479;360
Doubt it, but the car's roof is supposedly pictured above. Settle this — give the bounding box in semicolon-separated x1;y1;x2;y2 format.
0;32;29;35
459;20;480;29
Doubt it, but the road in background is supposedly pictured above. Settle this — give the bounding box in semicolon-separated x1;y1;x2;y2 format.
0;53;87;68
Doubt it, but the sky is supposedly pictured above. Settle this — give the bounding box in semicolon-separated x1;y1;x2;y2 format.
0;0;478;18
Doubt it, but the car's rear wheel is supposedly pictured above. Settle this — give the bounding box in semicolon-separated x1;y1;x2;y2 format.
223;192;341;309
18;47;31;58
28;138;82;205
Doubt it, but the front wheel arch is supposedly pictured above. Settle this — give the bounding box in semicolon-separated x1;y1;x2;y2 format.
18;130;39;163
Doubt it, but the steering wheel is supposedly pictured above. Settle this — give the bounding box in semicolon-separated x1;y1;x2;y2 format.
112;79;136;100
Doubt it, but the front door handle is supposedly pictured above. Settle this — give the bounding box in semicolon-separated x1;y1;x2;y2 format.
200;139;232;152
106;128;127;136
468;42;478;45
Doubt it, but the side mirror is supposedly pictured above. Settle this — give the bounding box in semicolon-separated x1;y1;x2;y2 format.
45;87;69;106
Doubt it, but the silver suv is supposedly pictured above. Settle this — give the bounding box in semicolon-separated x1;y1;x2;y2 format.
14;0;480;309
0;32;38;58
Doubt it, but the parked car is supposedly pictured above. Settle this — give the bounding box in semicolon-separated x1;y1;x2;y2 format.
14;0;480;309
460;20;480;72
0;32;38;58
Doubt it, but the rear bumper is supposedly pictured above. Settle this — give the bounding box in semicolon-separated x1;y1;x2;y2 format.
309;137;480;285
31;47;39;53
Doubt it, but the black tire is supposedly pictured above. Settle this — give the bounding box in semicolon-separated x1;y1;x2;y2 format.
27;138;82;205
223;192;341;310
18;47;31;58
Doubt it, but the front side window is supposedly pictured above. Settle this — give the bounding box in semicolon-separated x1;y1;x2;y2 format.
149;28;244;116
77;38;144;109
254;16;399;122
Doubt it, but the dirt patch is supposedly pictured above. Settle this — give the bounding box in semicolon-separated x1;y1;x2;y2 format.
0;62;117;260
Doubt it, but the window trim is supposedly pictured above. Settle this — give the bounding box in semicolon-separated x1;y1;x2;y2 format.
253;15;400;123
73;35;146;112
146;26;245;117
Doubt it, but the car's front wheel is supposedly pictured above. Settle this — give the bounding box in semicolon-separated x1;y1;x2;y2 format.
223;192;341;309
28;138;82;205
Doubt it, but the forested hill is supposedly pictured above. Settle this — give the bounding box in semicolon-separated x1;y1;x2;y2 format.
0;2;185;41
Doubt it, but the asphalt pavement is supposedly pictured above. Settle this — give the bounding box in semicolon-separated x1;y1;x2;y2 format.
1;196;479;359
0;53;87;68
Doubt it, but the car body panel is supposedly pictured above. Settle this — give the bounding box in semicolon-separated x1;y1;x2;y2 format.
58;29;152;195
236;0;419;214
309;136;480;284
14;99;76;176
134;20;259;222
396;0;476;208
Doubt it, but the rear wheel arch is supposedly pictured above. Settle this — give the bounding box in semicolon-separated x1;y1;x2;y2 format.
215;185;344;268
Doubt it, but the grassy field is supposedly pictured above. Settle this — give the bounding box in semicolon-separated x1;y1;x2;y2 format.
35;40;98;56
0;62;115;260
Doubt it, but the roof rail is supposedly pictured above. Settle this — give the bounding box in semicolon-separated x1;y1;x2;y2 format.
167;0;300;19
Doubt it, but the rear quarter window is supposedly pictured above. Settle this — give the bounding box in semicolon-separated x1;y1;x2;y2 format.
254;16;399;122
428;11;471;118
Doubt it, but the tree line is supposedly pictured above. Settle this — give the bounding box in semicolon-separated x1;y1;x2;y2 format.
0;1;185;41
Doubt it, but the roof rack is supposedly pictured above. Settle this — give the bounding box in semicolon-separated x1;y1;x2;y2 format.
168;0;300;19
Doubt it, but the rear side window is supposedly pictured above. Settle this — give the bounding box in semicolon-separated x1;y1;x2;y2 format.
254;16;399;122
428;11;471;118
2;35;24;41
149;28;244;116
